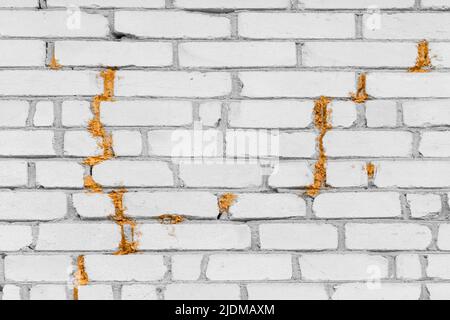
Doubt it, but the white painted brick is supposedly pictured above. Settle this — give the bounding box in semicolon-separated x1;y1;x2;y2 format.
247;284;328;300
332;283;421;300
438;225;450;250
407;194;442;218
124;192;217;218
115;11;230;38
148;129;222;157
240;72;354;98
172;255;203;281
0;131;54;156
207;254;292;280
0;0;37;7
116;71;231;98
55;41;172;67
0;161;28;187
374;161;450;188
329;101;358;128
303;42;416;67
429;43;450;68
33;101;54;127
427;284;450;300
92;161;173;187
0;40;45;66
260;223;338;250
179;42;296;68
64;131;100;157
112;131;142;156
5;255;71;282
0;71;101;96
422;0;450;8
302;0;415;8
327;161;368;187
403;100;450;127
366;101;398;128
61;101;92;127
0;225;32;251
35;161;84;188
396;254;422;280
72;193;114;218
179;162;262;188
77;285;113;300
48;0;165;7
85;255;166;281
175;0;291;9
420;132;450;157
228;100;313;129
368;73;450;98
0;101;29;127
36;223;120;251
101;101;192;126
165;284;240;300
363;13;450;39
122;285;157;300
268;162;313;188
1;285;21;300
199;102;222;127
299;254;388;281
30;285;66;300
0;11;108;37
138;223;251;250
239;13;355;39
427;255;450;279
314;192;401;218
230;193;306;219
324;131;413;157
346;223;432;250
0;191;67;221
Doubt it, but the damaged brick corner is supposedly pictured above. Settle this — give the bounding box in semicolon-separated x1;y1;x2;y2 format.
409;40;433;73
218;193;237;215
350;73;369;104
48;51;62;70
73;255;89;300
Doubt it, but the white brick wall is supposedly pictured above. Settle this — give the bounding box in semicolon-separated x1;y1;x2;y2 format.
1;1;449;301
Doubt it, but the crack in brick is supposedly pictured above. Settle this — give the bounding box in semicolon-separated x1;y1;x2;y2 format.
306;96;332;198
409;40;433;73
366;162;376;179
48;51;62;70
218;193;237;216
350;73;369;104
73;255;89;300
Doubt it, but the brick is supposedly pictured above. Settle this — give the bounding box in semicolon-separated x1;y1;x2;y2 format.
326;161;368;187
179;42;296;68
247;284;328;300
121;285;158;300
48;0;165;8
0;11;108;37
92;161;173;187
419;132;450;157
33;102;54;127
0;40;45;66
0;101;29;127
0;130;54;156
437;225;450;250
313;192;401;218
124;192;217;218
373;161;450;188
175;0;291;9
199;102;222;127
0;192;67;221
332;283;421;300
422;0;450;8
299;254;388;281
407;194;442;218
427;284;450;300
239;72;354;98
55;41;172;67
30;285;67;300
72;193;114;218
165;284;240;300
77;285;113;300
363;13;450;39
138;223;251;250
1;285;21;300
112;131;142;156
260;223;338;250
5;255;71;281
172;255;203;281
366;101;398;128
207;254;292;280
427;255;450;279
35;161;84;188
329;101;358;128
179;162;263;188
0;0;37;7
324;131;413;157
115;11;230;38
0;71;101;96
239;13;355;39
61;101;92;127
403;100;450;127
101;101;192;126
429;43;450;68
0;161;28;187
268;162;313;188
0;225;32;251
63;131;101;157
229;193;306;219
301;0;415;8
36;223;120;251
85;255;166;281
345;223;432;250
396;254;422;280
